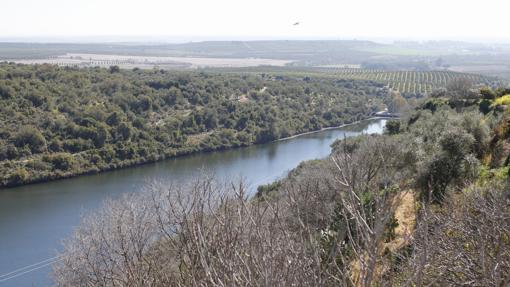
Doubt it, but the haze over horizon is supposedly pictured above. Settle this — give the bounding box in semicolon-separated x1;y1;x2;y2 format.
2;0;510;44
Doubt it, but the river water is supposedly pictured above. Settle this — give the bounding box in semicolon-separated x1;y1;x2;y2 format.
0;118;386;286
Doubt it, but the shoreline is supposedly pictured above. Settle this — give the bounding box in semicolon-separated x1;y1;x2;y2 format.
1;117;388;190
276;117;387;142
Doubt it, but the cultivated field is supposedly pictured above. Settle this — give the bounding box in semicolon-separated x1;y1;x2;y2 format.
314;68;494;95
211;66;497;96
9;53;294;69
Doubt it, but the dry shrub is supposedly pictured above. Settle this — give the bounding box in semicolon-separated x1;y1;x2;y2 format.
53;135;413;287
394;183;510;286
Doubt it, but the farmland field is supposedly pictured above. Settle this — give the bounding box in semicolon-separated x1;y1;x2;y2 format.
209;66;497;97
316;68;494;95
9;53;294;69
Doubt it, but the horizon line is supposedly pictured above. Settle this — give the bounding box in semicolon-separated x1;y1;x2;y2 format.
1;35;510;45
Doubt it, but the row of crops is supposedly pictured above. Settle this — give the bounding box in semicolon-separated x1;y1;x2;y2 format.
313;68;494;96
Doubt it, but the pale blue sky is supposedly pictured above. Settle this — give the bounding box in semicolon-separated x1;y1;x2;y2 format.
1;0;509;42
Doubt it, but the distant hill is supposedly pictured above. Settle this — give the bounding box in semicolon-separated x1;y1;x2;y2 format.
2;40;510;79
0;40;380;61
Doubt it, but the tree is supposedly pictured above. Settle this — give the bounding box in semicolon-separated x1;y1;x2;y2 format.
26;91;46;107
53;133;415;287
137;95;152;111
53;176;336;286
165;87;184;105
7;168;29;185
384;120;401;135
109;65;120;73
0;81;15;99
388;91;409;113
330;135;413;286
13;126;47;153
0;144;18;160
204;109;219;130
92;124;109;148
45;153;76;171
417;128;475;202
480;87;496;100
117;122;132;141
446;78;474;99
106;112;121;126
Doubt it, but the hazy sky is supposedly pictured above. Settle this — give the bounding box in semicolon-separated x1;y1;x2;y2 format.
2;0;509;42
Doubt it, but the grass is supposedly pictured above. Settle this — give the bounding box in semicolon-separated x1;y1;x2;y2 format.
477;165;509;185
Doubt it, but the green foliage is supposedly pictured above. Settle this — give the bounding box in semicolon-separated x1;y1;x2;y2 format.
384;214;399;243
479;99;492;114
43;153;76;171
0;63;387;187
256;181;282;198
477;165;509;185
492;94;510;107
388;92;409;113
384;120;401;135
109;65;120;73
0;81;15;99
13;126;47;153
480;87;496;100
408;109;486;203
421;98;449;112
7;168;29;185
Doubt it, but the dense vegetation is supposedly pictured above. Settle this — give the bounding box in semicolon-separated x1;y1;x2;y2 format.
215;66;497;98
0;63;390;187
54;84;510;286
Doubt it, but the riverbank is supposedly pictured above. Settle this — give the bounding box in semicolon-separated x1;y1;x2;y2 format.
277;117;388;142
0;119;388;286
1;116;384;189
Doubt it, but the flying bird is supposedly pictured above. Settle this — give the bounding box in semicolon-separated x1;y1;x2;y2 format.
293;22;300;26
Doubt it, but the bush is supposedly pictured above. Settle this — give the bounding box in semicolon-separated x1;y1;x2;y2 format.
479;99;492;114
0;82;15;99
0;144;18;160
421;98;449;112
492;94;510;107
44;153;76;171
480;87;496;100
7;168;29;185
256;180;282;197
417;128;475;202
384;119;401;135
13;126;46;153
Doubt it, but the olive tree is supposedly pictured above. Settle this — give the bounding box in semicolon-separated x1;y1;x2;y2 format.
417;127;476;203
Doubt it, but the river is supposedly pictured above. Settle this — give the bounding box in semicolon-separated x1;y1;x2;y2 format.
0;118;386;286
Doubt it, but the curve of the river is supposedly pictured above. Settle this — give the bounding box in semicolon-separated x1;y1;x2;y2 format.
0;118;386;286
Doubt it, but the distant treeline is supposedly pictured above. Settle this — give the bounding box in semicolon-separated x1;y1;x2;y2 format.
206;66;500;98
0;63;389;187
